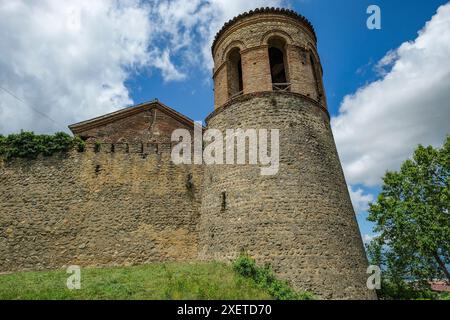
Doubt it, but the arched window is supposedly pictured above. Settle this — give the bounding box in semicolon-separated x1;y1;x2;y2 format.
268;37;290;91
227;48;243;98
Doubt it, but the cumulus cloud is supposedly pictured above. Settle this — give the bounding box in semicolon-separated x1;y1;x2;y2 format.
348;186;374;215
0;0;152;133
362;234;376;245
151;49;187;82
0;0;284;134
147;0;285;70
332;3;450;187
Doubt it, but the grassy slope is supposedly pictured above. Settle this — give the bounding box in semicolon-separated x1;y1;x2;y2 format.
0;262;272;300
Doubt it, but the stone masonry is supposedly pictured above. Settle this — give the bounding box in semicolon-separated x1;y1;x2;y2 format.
0;8;376;299
0;147;202;272
202;8;375;299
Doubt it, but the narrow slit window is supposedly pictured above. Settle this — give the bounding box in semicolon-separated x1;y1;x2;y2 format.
221;191;227;211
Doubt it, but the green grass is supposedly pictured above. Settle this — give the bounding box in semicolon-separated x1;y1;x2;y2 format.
233;253;315;300
0;262;272;300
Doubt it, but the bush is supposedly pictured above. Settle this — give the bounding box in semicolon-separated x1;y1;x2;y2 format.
440;292;450;300
75;137;86;152
233;253;315;300
94;141;101;153
0;131;84;160
375;280;448;300
0;134;5;155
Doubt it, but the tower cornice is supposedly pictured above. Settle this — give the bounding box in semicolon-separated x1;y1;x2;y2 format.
212;7;317;55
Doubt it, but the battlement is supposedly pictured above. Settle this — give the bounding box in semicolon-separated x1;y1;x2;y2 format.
82;142;175;156
0;142;178;167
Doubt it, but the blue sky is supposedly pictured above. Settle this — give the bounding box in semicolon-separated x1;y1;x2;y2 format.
1;0;450;243
126;0;448;120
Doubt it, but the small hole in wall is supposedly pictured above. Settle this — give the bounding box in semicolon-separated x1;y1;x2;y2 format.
221;191;227;211
270;97;277;107
95;165;101;174
186;173;194;191
111;144;115;153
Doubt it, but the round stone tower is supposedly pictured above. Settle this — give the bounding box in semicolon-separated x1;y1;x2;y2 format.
198;8;376;300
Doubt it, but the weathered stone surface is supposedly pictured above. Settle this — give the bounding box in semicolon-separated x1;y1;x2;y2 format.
204;8;375;299
0;147;202;272
200;92;375;300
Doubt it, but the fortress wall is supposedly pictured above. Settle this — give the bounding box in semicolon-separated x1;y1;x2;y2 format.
0;144;202;272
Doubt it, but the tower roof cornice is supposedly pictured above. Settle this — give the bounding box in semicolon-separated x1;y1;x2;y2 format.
211;7;317;55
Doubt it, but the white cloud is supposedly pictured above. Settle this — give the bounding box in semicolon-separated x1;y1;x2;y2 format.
362;234;376;245
152;49;187;82
0;0;152;134
0;0;284;134
148;0;286;70
348;186;374;215
332;3;450;187
374;50;397;76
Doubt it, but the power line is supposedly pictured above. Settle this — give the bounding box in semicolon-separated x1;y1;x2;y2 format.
0;85;65;130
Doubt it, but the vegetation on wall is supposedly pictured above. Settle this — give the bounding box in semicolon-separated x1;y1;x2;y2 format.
0;131;85;160
367;136;450;300
233;253;315;300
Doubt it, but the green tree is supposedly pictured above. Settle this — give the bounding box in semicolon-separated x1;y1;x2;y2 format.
367;136;449;298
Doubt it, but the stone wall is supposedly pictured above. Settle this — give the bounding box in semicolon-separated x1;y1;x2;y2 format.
199;92;376;300
0;144;202;272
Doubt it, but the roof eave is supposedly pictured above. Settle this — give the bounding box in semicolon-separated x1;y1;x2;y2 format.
69;100;197;135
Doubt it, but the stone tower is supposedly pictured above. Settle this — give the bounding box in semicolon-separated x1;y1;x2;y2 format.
198;8;376;299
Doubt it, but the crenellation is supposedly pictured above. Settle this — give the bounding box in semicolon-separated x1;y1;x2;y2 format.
75;142;179;156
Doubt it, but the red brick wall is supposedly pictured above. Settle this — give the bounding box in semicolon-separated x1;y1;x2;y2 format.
76;108;193;144
212;12;327;110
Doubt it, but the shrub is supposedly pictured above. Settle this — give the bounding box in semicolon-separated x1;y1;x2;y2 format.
0;134;5;155
375;279;450;300
74;137;86;152
233;253;315;300
440;292;450;300
94;141;101;153
0;131;83;160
